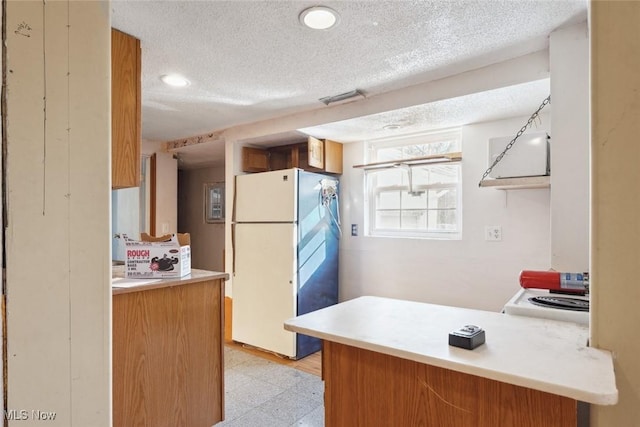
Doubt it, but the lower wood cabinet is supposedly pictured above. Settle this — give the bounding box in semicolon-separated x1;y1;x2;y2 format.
322;341;578;427
113;278;225;427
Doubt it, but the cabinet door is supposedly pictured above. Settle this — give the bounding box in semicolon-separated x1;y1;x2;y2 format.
112;29;141;189
241;146;270;172
324;139;343;174
307;136;324;169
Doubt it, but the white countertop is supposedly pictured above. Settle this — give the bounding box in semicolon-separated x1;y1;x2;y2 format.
284;296;617;405
112;267;228;295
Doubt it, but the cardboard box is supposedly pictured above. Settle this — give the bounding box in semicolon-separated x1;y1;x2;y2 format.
125;233;191;278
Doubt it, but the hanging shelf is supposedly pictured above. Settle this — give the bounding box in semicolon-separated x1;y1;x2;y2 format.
353;152;462;170
479;175;550;190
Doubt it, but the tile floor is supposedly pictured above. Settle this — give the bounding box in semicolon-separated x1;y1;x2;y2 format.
214;346;325;427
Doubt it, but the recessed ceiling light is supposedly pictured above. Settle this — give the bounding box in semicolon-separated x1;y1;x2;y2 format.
299;6;339;30
383;124;403;130
160;74;190;88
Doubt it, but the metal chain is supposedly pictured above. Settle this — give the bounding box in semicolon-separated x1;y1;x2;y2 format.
478;95;551;186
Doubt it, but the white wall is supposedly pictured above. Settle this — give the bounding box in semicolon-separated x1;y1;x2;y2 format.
340;115;551;312
550;22;590;272
220;53;550;299
5;1;111;425
112;138;166;257
112;187;141;260
178;166;226;271
155;152;178;234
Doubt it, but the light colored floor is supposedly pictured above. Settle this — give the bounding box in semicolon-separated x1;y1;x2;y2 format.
215;346;325;427
225;340;322;377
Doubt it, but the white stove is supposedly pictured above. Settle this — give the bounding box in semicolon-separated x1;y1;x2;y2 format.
503;288;589;325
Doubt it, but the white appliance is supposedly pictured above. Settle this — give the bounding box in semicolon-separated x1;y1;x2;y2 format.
488;131;550;178
503;288;589;325
232;168;340;359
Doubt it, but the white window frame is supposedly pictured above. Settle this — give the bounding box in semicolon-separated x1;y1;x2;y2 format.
364;129;462;240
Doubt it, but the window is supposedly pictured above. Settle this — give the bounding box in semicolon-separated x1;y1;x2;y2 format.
365;129;462;239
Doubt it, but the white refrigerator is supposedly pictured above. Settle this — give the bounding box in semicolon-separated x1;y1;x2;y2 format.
232;168;340;359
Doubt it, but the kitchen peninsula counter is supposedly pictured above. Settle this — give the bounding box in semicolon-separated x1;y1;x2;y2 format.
112;268;228;427
112;267;228;294
285;296;617;426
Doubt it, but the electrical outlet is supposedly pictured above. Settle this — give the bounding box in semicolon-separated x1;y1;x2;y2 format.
485;226;502;242
351;224;358;236
162;223;170;234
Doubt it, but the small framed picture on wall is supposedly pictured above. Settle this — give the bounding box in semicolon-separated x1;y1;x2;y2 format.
204;182;225;223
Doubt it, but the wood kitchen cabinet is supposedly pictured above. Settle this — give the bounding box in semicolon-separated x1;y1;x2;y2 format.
113;271;227;427
321;138;343;174
241;146;270;172
111;28;141;189
286;297;617;427
241;138;343;174
323;341;578;427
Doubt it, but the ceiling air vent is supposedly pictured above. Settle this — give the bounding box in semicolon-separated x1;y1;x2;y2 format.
319;89;365;106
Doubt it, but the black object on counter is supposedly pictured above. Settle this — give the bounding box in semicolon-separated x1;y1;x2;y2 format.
449;325;486;350
528;296;589;312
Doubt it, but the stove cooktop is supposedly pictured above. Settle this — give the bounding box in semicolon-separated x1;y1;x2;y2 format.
528;295;589;312
503;288;589;325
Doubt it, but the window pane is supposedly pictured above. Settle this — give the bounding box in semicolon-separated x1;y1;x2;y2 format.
366;129;461;238
431;139;460;154
401;210;427;230
428;188;457;209
376;211;400;229
399;140;459;157
411;167;429;186
377;191;400;209
376;169;405;187
428;165;459;184
402;190;427;209
377;147;403;162
427;209;457;231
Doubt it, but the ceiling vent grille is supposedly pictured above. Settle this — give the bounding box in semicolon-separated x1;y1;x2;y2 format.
319;89;365;106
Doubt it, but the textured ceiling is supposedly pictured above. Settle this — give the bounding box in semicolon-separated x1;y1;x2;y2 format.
299;79;552;142
111;0;586;166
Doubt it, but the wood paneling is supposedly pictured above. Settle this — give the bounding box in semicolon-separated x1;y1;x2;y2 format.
113;279;224;427
323;341;577;427
112;28;141;189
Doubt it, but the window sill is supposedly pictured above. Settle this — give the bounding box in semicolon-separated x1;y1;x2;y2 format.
368;231;462;241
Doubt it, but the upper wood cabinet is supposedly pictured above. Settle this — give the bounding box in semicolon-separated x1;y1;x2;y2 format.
321;139;343;174
112;29;141;189
241;147;270;173
241;138;343;175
